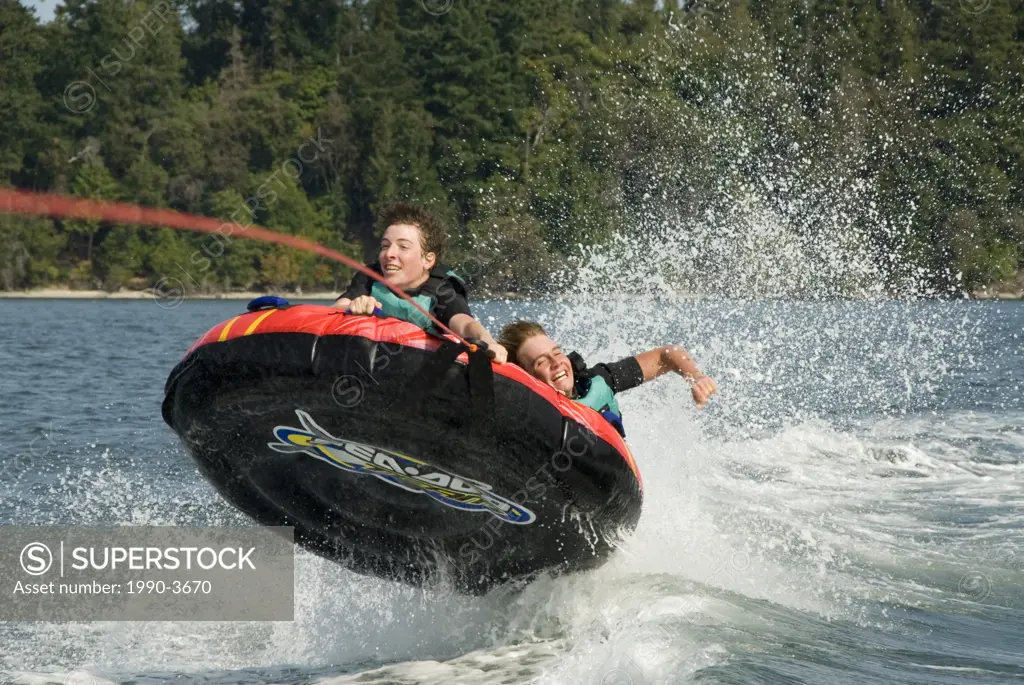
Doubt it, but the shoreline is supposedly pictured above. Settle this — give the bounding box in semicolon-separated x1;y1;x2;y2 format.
0;287;1020;301
972;291;1024;301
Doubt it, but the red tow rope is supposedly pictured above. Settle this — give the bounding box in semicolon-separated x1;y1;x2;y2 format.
0;188;475;349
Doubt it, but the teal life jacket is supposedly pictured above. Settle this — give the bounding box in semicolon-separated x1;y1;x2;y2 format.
367;263;467;335
568;352;625;436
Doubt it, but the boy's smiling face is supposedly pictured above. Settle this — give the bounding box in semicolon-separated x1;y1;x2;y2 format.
379;223;436;290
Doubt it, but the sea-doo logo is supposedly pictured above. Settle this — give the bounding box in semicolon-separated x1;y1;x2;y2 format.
268;410;536;524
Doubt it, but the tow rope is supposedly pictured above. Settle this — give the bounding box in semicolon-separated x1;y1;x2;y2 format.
0;188;478;351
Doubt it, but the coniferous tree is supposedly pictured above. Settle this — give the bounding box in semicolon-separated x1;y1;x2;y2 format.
0;0;1021;295
0;1;47;185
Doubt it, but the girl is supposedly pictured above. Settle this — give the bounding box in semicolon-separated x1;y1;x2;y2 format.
498;321;716;435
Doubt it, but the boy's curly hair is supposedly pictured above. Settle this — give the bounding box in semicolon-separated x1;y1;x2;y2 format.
377;203;448;261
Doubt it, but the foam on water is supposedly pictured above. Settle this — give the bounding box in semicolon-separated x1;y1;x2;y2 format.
3;311;1023;685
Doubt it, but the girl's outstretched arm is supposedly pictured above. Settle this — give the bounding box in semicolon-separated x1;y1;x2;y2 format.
633;345;717;408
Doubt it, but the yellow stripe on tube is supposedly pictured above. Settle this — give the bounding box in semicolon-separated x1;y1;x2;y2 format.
217;316;242;342
244;309;277;336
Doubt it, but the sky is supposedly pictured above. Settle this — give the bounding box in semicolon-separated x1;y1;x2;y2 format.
27;0;56;22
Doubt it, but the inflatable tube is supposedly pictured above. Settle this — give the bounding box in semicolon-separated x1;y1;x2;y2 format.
162;302;643;594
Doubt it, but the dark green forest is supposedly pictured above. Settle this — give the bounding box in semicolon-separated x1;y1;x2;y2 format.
1;0;1022;296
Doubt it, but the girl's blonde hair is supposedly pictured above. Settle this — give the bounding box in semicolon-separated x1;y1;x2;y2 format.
498;320;548;366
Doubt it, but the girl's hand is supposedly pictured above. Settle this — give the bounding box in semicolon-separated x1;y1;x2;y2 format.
690;375;718;408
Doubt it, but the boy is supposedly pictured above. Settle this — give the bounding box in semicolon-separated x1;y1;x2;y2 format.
333;203;507;363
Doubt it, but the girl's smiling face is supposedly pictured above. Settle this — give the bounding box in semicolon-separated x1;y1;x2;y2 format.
379;223;436;290
516;334;575;396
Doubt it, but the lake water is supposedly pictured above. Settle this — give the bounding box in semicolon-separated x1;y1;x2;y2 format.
1;297;1022;684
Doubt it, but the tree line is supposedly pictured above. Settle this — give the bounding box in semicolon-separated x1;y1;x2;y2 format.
1;0;1021;296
